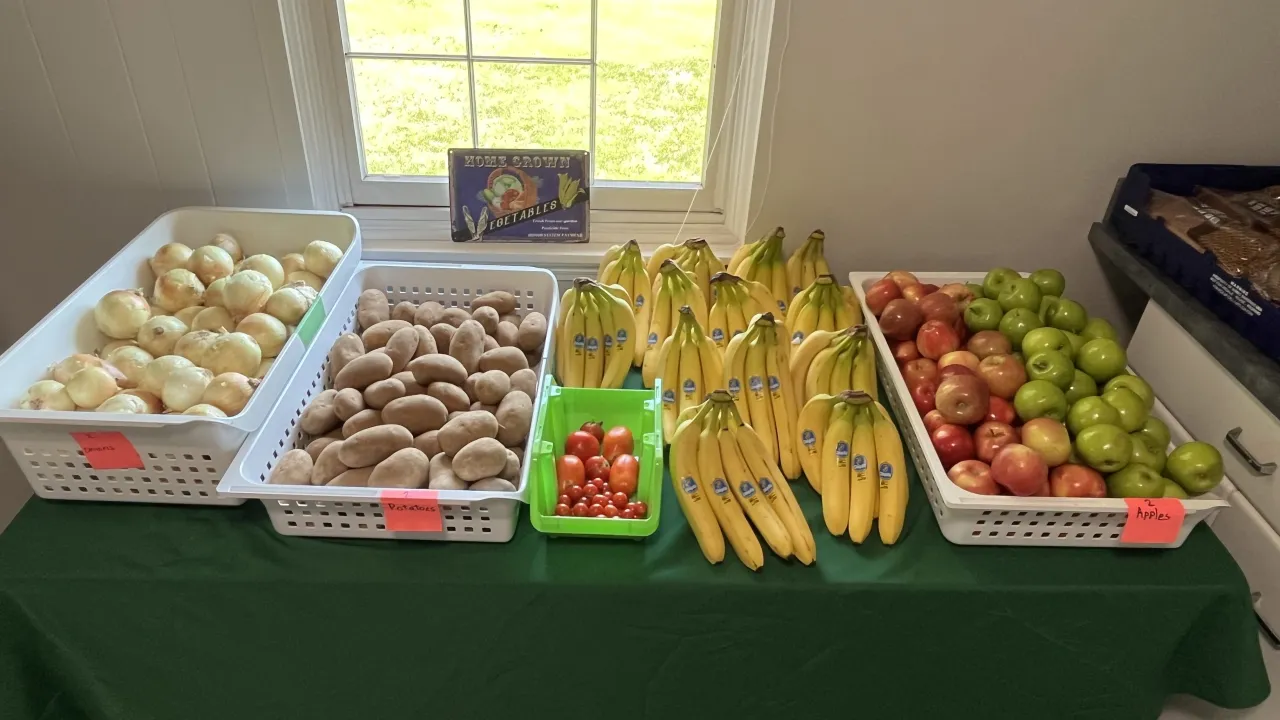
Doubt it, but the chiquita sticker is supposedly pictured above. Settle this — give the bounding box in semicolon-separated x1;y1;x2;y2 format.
728;378;741;395
662;389;675;404
681;476;699;494
802;429;816;449
768;376;780;392
616;328;628;344
647;331;658;347
712;328;724;343
682;379;696;395
853;454;868;472
792;331;804;344
574;333;585;349
738;481;756;499
635;294;645;307
712;478;730;495
759;477;775;494
836;441;850;459
879;462;893;479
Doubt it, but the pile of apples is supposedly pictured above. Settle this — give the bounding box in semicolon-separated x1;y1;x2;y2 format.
866;269;1225;500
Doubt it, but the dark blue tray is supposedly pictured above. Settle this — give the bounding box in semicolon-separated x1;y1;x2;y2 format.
1107;163;1280;363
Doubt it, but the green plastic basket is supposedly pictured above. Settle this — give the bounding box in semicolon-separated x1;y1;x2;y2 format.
528;377;663;539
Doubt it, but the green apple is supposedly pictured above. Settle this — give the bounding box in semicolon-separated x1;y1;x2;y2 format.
1132;417;1171;454
1101;387;1147;432
1025;350;1074;390
1075;424;1132;473
982;268;1020;301
1106;463;1165;498
1081;317;1117;342
1162;479;1189;499
1067;396;1121;436
999;308;1043;349
1103;374;1154;412
1038;295;1060;325
1046;298;1088;334
1064;370;1098;406
1063;331;1084;357
998;278;1043;312
1021;327;1072;361
1076;338;1127;382
1030;268;1066;298
966;282;986;299
1129;434;1167;472
964;298;1004;332
1165;441;1224;494
1014;380;1068;422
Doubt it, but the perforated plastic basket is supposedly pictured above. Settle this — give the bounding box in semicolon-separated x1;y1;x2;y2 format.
0;207;360;505
851;271;1228;548
221;262;558;542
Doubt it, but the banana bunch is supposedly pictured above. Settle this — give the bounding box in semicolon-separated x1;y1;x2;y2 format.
706;272;778;349
656;305;723;442
554;278;637;389
727;227;789;316
784;275;863;347
790;325;876;409
797;391;906;544
724;313;801;481
597;240;652;366
644;237;722;302
642;260;708;388
669;390;817;570
784;230;833;298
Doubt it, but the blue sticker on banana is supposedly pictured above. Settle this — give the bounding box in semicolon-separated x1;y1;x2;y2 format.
879;462;893;479
647;332;658;347
759;477;775;494
792;331;804;344
749;376;764;393
617;328;628;344
802;429;816;449
853;454;868;472
738;481;756;499
662;389;675;404
682;378;696;395
586;337;599;352
635;294;645;307
574;333;585;349
836;441;850;459
681;476;699;494
712;328;724;343
728;378;741;395
712;477;730;496
768;375;780;392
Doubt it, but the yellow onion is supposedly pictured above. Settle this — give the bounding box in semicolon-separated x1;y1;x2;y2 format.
175;306;204;326
209;233;243;262
119;389;164;413
236;255;284;290
153;269;205;313
205;277;227;308
303;240;342;279
94;289;151;339
255;358;273;379
140;355;194;396
183;404;227;418
264;283;317;325
52;354;110;384
19;380;75;411
137;315;189;356
100;339;137;355
202;372;258;415
67;367;120;409
286;270;324;292
236;313;288;358
162;365;213;412
192;306;235;332
104;345;153;388
204;332;262;376
173;330;222;366
224;270;273;319
187;245;234;285
280;253;306;276
150;242;193;277
96;393;151;414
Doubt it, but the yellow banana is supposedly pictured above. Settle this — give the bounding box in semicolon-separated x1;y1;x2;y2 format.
822;400;854;535
670;403;725;563
725;285;750;340
645;242;681;281
801;231;825;292
642;272;672;387
554;285;577;386
828;338;856;396
769;248;789;315
658;332;682;442
698;410;763;571
564;283;588;387
742;278;778;321
789;329;840;394
815;284;837;332
813;244;833;277
742;333;774;459
851;328;877;399
597;286;636;389
708;283;731;349
834;281;858;329
848;399;879;543
872;401;908;545
785;236;809;300
676;311;703;422
804;344;841;401
787;294;820;347
717;420;792;560
765;329;801;481
727;237;759;275
696;327;725;397
582;290;605;388
796;394;837;493
730;415;816;565
786;278;821;326
626;254;652;367
597;241;627;279
841;284;862;324
723;331;750;421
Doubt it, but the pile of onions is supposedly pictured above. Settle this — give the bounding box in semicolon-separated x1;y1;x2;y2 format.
161;365;213;412
303;240;342;279
183;404;227;418
140;355;194;396
104;345;153;388
223;270;273;318
96;393;150;414
264;283;317;325
19;380;75;411
137;315;189;356
204;332;262;376
209;233;243;262
94;289;151;339
286;270;323;291
205;277;227;308
175;306;203;326
237;255;285;290
280;253;306;276
153;268;205;312
52;354;114;384
202;372;258;415
187;245;234;285
236;313;287;358
119;389;163;413
173;329;221;365
192;306;234;332
150;243;193;277
67;367;121;408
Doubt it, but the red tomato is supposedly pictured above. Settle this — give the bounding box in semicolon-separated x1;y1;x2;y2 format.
583;484;599;498
571;503;589;517
611;492;628;508
584;456;611;482
589;503;606;517
580;421;605;443
603;505;620;518
558;494;571;507
602;426;635;462
632;501;648;518
621;508;636;519
600;483;612;495
565;431;600;461
589;478;606;491
554;503;571;516
566;485;585;503
609;454;640;496
556;455;585;491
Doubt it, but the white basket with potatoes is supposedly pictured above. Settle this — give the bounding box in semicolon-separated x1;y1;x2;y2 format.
849;270;1228;548
0;207;359;505
221;262;556;543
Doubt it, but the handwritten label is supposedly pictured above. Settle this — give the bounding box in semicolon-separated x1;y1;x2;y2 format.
71;431;144;470
1121;498;1185;545
296;296;327;347
379;489;442;532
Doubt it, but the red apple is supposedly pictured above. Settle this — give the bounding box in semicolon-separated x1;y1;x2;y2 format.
1049;464;1107;498
865;279;902;317
919;283;939;294
916;320;960;360
939;350;980;374
918;292;960;325
977;354;1028;400
879;299;924;341
966;330;1013;359
893;340;920;365
939;365;976;380
974;421;1019;463
1020;418;1072;467
1031;482;1051;496
923;409;947;434
948;459;1000;495
986;396;1016;424
935;375;990;425
902;284;929;304
902;358;938;388
990;444;1049;496
931;423;976;469
938;282;976;310
886;270;919;290
911;380;938;414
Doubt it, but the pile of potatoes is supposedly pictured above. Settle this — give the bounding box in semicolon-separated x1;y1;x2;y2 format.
267;289;548;491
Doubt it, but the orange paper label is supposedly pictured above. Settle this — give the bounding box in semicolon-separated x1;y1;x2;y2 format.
379;490;442;532
1121;498;1186;545
71;431;144;470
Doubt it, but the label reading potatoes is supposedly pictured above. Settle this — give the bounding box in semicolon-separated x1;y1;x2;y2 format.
296;296;326;347
379;489;442;532
1121;498;1184;545
72;431;144;470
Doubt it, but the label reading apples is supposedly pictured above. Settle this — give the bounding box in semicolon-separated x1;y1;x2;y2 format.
1120;498;1185;545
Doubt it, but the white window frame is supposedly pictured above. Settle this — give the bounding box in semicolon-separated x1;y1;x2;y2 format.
278;0;776;259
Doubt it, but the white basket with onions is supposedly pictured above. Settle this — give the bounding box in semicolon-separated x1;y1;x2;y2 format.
0;207;360;505
850;271;1227;549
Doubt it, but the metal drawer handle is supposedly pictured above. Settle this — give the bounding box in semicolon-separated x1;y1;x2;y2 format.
1225;427;1277;476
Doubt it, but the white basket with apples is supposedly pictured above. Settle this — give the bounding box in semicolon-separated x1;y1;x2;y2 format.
851;270;1228;549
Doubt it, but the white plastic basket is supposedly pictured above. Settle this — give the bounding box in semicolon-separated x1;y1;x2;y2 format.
851;271;1228;548
0;207;361;505
220;261;558;542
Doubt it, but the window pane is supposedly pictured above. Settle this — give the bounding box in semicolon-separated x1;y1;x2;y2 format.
594;0;716;184
474;63;589;152
343;0;466;56
351;59;472;176
469;0;590;59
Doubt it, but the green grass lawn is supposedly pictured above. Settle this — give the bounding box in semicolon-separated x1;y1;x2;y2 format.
342;0;717;182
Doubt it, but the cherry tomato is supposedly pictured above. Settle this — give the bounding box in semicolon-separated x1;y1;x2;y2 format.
589;478;606;491
556;455;586;491
554;503;571;516
580;421;605;443
565;431;601;461
566;485;585;503
583;484;599;498
632;501;648;518
571;503;589;517
602;426;635;462
589;503;605;516
621;508;636;519
558;494;571;507
611;491;629;508
603;505;620;518
609;454;640;496
584;456;611;482
600;483;612;495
